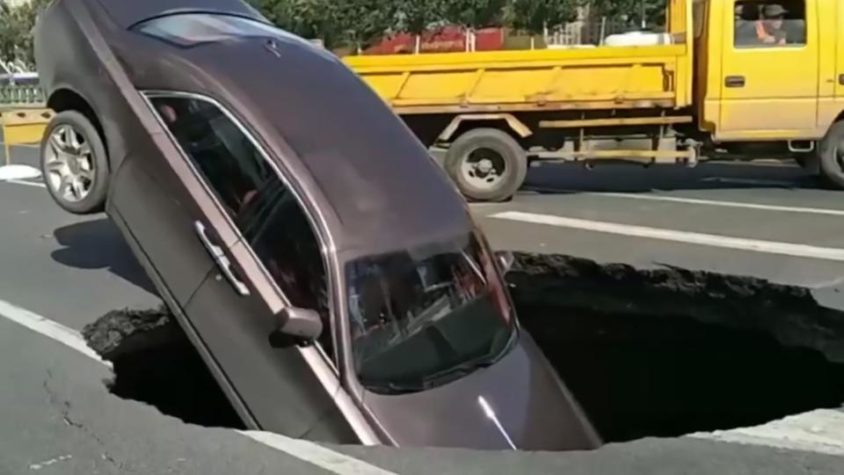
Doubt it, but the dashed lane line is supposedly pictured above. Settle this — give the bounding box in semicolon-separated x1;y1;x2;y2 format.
0;299;110;367
700;177;796;186
4;178;46;188
571;191;844;217
0;297;397;475
491;211;844;262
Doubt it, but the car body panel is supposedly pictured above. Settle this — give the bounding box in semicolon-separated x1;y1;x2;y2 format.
361;332;601;450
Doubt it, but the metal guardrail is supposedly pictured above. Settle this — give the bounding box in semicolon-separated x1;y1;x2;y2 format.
0;85;46;106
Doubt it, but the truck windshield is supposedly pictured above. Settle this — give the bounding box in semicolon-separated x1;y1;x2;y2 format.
345;231;517;394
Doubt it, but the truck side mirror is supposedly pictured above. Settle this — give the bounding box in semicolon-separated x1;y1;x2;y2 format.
277;306;323;341
495;250;515;273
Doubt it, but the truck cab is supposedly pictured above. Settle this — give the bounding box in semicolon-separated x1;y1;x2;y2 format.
696;0;826;140
693;0;844;186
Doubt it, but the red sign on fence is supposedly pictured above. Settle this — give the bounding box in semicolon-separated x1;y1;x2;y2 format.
363;26;505;55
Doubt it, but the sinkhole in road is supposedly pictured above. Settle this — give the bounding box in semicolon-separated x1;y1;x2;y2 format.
82;252;844;444
82;307;245;430
519;304;844;442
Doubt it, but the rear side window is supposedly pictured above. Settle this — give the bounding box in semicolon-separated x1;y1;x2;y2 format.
132;13;296;47
148;96;272;221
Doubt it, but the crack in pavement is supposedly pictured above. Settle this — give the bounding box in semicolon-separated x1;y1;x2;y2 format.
42;368;131;473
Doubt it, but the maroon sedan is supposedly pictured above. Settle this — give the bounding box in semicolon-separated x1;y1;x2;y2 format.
33;0;600;450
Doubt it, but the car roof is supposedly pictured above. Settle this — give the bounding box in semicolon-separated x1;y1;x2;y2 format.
88;1;473;256
94;0;266;28
162;39;471;255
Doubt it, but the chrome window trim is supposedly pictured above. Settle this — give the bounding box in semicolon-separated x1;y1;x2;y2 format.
139;89;379;445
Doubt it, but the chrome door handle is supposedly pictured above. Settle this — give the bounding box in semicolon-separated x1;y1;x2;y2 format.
194;221;250;296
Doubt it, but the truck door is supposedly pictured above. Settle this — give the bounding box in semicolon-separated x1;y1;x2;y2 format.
718;0;818;139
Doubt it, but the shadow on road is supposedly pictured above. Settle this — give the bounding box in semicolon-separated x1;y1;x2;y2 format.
50;218;157;295
522;161;822;195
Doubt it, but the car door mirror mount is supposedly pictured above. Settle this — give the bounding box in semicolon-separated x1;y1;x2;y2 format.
495;250;515;273
277;306;323;342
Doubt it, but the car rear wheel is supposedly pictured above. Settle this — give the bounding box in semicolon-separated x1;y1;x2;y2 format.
444;128;528;202
40;111;109;214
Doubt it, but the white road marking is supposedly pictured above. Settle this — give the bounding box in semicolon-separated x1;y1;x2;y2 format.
689;409;844;456
701;177;795;186
5;178;46;188
491;211;844;262
0;141;40;149
239;431;398;475
578;191;844;217
0;298;395;475
0;298;110;367
0;164;41;180
710;159;797;168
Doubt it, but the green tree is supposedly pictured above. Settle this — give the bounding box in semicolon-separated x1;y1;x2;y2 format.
0;0;53;67
506;0;578;48
250;0;394;52
250;0;342;46
444;0;507;50
335;0;397;53
446;0;507;29
586;0;667;30
393;0;447;52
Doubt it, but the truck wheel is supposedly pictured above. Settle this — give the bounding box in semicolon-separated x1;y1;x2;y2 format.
40;110;109;214
444;128;528;202
817;121;844;188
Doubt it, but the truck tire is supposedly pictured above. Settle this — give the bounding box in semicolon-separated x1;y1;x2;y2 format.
39;110;109;214
818;121;844;188
444;128;528;202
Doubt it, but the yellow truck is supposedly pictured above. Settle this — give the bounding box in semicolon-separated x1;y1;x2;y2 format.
344;0;840;202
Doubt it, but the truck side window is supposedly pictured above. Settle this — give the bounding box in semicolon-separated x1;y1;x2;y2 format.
734;1;806;48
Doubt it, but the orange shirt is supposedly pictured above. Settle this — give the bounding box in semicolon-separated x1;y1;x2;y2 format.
756;21;786;45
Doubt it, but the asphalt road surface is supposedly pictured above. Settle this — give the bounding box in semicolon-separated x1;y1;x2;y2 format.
4;141;844;474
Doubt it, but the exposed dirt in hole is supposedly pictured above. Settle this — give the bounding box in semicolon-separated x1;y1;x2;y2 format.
508;252;844;363
80;252;844;443
519;304;844;442
82;307;244;430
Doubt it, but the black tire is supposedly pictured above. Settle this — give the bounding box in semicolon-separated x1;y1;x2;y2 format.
818;121;844;189
40;110;109;214
444;128;528;202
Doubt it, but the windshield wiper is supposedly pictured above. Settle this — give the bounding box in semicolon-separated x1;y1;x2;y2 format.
420;356;498;387
420;330;519;387
361;380;428;395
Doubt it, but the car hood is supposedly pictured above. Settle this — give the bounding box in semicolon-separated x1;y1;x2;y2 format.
360;332;601;450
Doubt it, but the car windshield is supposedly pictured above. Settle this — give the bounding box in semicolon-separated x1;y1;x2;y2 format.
132;13;297;48
346;231;517;394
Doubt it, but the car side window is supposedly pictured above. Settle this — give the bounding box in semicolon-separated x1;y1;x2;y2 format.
149;95;334;360
734;1;806;48
239;179;334;359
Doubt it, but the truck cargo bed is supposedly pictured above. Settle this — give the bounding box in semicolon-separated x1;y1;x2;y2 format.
343;45;693;114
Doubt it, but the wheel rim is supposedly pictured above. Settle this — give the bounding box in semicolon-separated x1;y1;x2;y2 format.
44;124;95;203
460;147;507;191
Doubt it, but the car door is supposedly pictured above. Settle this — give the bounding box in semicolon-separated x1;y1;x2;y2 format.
718;0;818;139
141;92;362;441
